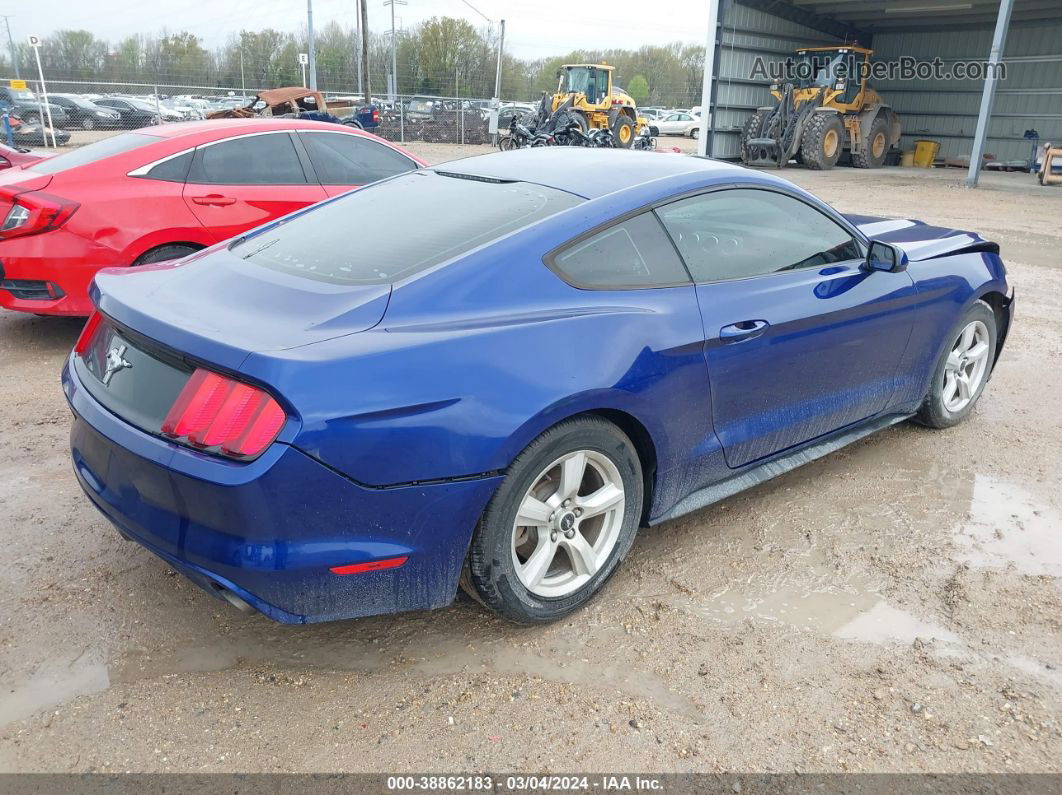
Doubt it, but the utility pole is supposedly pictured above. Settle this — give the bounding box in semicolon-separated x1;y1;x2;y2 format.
306;0;318;90
383;0;406;102
354;0;363;96
359;0;370;103
493;19;505;100
1;16;18;80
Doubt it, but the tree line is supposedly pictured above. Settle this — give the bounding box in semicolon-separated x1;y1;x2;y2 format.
3;23;707;105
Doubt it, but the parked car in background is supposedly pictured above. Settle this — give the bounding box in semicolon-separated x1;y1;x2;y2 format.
656;111;700;137
0;118;425;316
0;85;68;128
8;117;71;147
0;143;48;170
49;94;121;130
92;97;162;129
62;148;1012;625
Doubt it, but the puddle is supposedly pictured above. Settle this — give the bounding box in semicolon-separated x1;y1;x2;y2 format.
0;655;110;726
833;600;958;644
954;476;1062;577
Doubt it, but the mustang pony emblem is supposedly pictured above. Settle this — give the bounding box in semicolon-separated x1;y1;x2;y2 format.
102;344;132;385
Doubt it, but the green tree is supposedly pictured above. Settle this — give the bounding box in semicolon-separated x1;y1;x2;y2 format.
628;74;649;104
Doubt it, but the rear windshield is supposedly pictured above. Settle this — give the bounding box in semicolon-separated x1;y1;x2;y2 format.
232;170;583;285
27;133;160;175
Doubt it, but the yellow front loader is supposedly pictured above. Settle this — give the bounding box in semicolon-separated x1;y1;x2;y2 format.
741;46;901;170
551;63;646;148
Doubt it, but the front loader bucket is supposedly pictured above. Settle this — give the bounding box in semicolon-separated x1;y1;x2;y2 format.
743;137;788;168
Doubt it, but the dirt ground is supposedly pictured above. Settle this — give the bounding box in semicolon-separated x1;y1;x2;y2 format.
0;144;1059;774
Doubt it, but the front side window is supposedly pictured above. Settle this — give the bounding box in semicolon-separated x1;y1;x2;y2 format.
300;132;416;185
232;170;583;285
655;188;863;282
550;212;690;289
188;133;306;185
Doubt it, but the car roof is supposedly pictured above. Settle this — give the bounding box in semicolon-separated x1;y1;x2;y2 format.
433;148;749;200
136;118;353;139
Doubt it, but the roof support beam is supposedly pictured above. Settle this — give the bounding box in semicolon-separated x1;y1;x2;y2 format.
966;0;1015;187
733;0;869;44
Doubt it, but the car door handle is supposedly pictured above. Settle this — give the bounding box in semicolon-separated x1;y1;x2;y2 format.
190;194;237;206
719;319;770;343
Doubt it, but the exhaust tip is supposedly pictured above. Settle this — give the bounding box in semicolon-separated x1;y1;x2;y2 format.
215;585;254;613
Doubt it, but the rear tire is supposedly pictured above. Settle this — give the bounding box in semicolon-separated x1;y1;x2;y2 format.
914;301;997;429
852;116;889;169
462;416;643;624
800;112;844;171
133;244;201;266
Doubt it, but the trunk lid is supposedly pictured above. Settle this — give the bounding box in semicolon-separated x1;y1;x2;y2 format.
846;214;999;261
94;247;392;372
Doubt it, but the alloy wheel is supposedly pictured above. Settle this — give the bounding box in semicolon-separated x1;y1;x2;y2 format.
511;450;625;598
942;319;990;412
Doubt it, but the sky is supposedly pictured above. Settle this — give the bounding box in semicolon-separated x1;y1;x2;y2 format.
23;0;711;59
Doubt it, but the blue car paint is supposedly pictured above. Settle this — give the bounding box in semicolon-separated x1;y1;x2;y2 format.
65;149;1013;623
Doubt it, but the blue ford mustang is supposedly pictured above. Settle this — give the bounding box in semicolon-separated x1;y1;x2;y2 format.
63;148;1013;624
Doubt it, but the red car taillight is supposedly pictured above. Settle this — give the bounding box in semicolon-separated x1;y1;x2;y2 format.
161;368;286;459
372;108;380;123
0;190;79;240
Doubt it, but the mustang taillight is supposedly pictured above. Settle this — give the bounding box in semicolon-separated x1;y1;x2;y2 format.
0;190;79;240
161;368;286;459
74;311;103;355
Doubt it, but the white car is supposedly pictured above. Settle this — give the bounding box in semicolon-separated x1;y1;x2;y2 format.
655;111;700;138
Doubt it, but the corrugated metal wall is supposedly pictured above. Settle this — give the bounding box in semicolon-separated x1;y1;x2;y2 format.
717;1;1061;165
871;23;1062;163
710;1;842;159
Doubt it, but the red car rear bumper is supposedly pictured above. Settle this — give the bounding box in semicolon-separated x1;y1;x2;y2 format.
0;229;118;316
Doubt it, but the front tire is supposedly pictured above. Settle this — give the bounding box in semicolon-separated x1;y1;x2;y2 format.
81;116;95;130
612;115;635;149
915;301;997;429
463;416;643;623
800;112;844;170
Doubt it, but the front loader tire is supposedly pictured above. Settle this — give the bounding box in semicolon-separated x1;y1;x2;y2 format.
852;116;889;169
800;112;844;171
611;114;635;148
740;110;770;164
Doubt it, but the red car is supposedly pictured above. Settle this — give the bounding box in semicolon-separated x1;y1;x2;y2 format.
0;119;426;316
0;143;49;171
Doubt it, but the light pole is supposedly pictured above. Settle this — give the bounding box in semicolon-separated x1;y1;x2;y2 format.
306;0;318;90
239;46;246;94
354;0;363;97
459;1;505;101
1;16;18;80
383;0;406;102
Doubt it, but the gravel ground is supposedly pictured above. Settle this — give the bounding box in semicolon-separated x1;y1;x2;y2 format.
0;144;1059;774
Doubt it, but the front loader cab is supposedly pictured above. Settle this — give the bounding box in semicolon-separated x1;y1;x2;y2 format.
791;47;873;111
556;65;613;108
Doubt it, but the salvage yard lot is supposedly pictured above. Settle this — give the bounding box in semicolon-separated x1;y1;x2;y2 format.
0;146;1059;772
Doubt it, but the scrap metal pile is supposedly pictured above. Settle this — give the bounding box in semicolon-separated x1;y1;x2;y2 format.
500;95;656;150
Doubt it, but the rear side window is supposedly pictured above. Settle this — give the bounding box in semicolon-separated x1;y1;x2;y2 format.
25;133;160;175
300;132;416;185
188;133;307;185
550;212;690;289
142;151;193;182
232;170;583;285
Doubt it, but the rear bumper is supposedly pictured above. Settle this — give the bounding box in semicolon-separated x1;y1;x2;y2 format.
63;359;502;623
0;229;118;316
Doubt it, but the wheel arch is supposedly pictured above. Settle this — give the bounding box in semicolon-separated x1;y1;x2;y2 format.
497;393;664;526
974;288;1014;370
130;240;207;266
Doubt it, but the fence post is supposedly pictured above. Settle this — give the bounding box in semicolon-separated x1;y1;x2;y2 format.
154;86;163;124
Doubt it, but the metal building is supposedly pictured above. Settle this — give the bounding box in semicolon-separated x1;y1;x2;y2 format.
703;0;1062;185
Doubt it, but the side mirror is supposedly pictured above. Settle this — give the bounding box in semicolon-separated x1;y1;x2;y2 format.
865;239;908;273
555;69;562;79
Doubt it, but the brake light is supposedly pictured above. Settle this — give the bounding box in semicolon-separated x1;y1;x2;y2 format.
74;311;103;355
372;108;380;123
161;368;286;459
0;191;79;240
